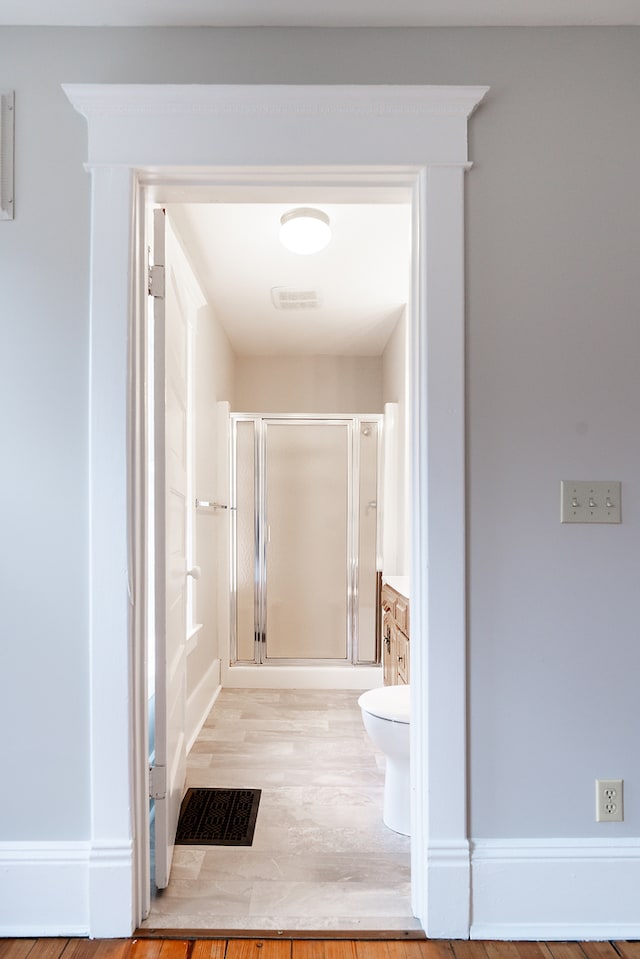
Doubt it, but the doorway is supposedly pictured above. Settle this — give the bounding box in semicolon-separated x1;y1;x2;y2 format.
63;82;486;938
142;169;458;933
147;254;413;924
146;193;411;923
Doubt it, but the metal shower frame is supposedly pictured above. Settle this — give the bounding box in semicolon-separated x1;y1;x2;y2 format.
229;412;384;667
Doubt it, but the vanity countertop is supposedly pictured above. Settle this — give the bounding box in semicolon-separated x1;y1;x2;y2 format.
382;575;410;600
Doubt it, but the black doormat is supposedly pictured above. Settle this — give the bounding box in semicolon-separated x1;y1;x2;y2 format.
175;787;261;846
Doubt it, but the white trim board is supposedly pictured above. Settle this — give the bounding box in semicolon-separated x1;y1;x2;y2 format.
471;839;640;940
0;840;132;937
58;82;487;937
220;663;384;690
185;659;221;754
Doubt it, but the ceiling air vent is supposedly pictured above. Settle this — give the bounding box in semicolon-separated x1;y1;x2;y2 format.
271;287;321;310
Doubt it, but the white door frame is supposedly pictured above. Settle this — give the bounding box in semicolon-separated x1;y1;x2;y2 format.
63;82;488;938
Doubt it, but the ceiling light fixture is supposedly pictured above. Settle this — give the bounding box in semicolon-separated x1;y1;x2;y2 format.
279;207;331;255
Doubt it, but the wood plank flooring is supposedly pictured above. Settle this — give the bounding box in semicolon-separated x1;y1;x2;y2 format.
1;940;639;959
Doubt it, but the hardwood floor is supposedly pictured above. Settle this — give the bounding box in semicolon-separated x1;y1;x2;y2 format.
1;940;639;959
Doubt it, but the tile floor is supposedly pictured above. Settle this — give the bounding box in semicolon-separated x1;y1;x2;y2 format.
142;687;419;931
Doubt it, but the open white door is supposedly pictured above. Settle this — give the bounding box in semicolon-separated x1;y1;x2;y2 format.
151;207;189;889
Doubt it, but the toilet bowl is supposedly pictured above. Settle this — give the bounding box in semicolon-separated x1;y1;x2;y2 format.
358;684;411;836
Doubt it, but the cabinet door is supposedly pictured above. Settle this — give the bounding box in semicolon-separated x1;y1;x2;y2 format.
396;628;409;685
395;596;409;635
383;614;397;685
381;586;396;619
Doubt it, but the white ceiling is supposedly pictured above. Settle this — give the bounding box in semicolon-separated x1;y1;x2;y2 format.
170;202;411;357
1;0;639;26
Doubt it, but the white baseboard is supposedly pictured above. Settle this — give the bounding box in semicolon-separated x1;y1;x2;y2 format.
0;839;135;938
220;663;383;690
88;839;135;938
0;841;90;936
186;657;221;753
418;839;470;939
471;838;640;940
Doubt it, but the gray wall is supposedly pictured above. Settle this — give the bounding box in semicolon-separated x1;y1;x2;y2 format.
1;26;639;841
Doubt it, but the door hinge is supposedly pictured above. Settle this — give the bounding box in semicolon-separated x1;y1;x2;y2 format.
149;764;167;800
148;264;165;298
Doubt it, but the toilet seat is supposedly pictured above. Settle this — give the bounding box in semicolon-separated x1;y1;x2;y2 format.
358;685;410;724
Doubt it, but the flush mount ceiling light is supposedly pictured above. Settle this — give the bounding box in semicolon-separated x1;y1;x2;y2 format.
279;207;331;255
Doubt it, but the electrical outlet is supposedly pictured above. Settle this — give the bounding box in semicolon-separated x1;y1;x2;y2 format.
596;779;624;822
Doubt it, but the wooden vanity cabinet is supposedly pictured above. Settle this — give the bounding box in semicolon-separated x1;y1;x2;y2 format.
381;582;410;685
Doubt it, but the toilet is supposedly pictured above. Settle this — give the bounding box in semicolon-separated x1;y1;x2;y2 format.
358;684;411;836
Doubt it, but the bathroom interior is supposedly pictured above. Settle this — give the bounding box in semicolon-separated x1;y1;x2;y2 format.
145;192;415;930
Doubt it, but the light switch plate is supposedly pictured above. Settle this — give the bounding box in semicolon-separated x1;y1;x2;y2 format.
561;481;621;524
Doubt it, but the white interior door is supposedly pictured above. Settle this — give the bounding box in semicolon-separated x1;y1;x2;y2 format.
152;207;189;889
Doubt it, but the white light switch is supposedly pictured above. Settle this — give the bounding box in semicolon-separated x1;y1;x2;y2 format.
561;481;621;524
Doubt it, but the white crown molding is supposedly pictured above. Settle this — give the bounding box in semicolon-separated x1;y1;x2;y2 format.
63;83;489;120
62;83;488;169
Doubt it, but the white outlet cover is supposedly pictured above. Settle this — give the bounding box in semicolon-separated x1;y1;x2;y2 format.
561;481;621;524
596;778;624;822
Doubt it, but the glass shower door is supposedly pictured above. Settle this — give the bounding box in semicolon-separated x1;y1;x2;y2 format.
264;420;350;661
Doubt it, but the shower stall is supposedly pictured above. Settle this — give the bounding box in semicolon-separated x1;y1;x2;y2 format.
230;414;382;669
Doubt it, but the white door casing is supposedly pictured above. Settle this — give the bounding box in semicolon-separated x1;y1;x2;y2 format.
62;83;488;937
151;208;189;890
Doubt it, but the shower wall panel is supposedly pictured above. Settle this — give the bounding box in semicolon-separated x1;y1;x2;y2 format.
235;420;257;662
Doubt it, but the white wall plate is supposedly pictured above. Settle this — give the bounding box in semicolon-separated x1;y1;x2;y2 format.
560;480;621;524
